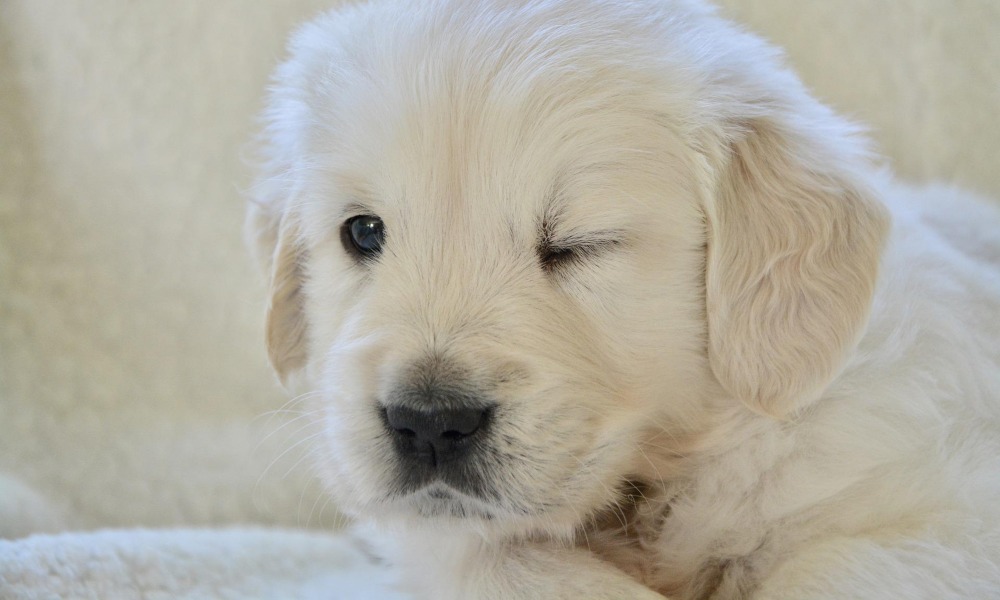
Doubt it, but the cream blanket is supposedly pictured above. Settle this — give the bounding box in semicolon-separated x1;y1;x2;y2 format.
0;528;406;600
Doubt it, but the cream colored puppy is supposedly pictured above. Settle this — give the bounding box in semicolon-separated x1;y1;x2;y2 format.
248;0;1000;597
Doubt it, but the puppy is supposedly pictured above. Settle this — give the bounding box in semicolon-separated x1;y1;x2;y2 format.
248;0;1000;597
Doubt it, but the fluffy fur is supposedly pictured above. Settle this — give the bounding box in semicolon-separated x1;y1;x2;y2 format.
248;0;1000;597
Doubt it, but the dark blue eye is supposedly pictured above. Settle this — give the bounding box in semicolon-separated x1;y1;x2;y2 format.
342;214;385;259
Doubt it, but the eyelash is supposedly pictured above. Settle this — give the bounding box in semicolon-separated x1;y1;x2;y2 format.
537;238;620;272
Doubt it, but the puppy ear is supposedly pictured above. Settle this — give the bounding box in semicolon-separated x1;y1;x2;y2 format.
705;116;889;417
246;201;308;384
266;211;309;383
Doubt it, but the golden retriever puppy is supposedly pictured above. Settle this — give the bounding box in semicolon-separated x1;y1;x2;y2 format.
248;0;1000;597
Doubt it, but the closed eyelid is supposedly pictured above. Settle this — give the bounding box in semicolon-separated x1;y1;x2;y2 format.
537;228;627;271
548;230;627;249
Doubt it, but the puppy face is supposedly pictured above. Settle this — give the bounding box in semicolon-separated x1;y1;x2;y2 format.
251;0;887;536
295;36;710;531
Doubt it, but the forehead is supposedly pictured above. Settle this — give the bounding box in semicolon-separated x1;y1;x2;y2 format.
293;3;697;241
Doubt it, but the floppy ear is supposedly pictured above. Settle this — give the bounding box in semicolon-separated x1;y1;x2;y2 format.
704;116;889;417
246;202;309;384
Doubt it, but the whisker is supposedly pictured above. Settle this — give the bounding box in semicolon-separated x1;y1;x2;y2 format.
253;408;324;453
256;430;322;492
279;435;324;481
306;485;327;528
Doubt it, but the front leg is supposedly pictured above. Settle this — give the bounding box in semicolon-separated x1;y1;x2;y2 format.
381;527;667;600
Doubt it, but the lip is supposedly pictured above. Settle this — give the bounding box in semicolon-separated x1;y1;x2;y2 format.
400;482;497;520
426;486;454;500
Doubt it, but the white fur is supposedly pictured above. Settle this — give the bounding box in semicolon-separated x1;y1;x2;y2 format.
249;1;1000;597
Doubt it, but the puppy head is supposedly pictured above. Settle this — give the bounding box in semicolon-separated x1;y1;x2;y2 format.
249;0;887;535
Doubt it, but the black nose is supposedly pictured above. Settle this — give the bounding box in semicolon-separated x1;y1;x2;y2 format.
382;404;492;467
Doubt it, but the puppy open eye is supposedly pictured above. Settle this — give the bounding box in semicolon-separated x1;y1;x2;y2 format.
342;214;386;260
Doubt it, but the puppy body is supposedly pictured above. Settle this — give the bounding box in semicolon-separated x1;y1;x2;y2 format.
250;1;1000;597
641;187;1000;598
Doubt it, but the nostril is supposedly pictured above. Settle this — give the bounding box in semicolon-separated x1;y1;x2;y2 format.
441;429;469;441
395;427;417;438
443;408;489;438
382;406;415;436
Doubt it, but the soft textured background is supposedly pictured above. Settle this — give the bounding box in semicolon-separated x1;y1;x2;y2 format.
1;0;998;538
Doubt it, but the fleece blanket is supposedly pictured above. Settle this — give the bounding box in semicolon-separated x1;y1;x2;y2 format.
0;528;406;600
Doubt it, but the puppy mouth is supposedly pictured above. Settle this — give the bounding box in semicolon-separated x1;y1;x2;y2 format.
389;451;499;508
379;441;532;521
405;482;497;520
